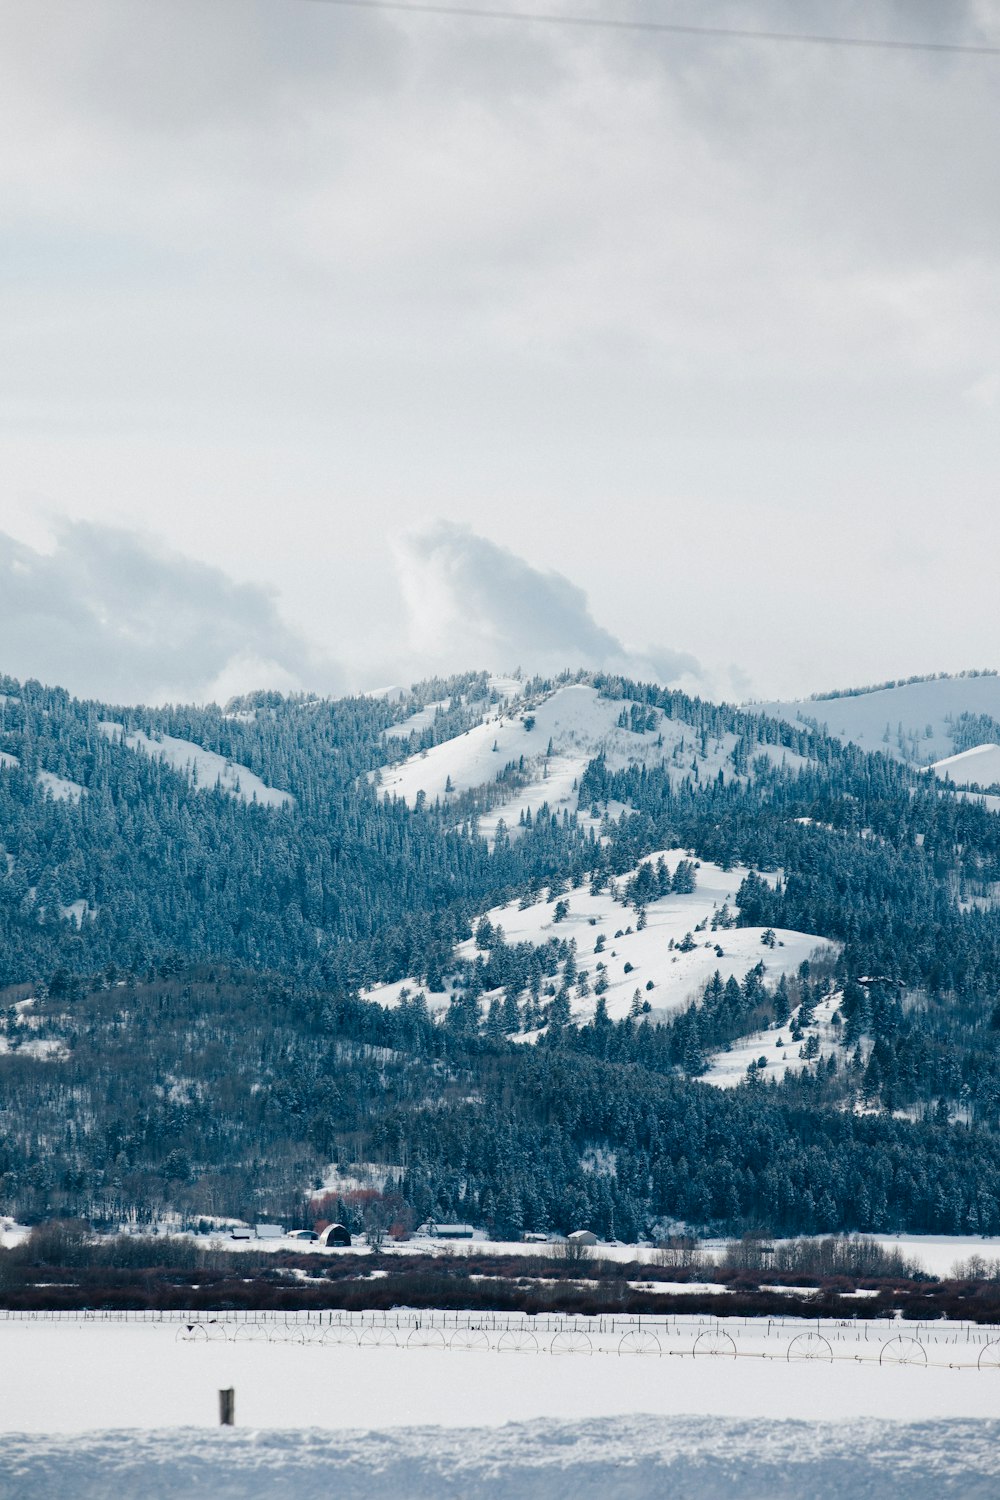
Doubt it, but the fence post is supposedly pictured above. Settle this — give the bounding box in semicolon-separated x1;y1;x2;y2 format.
219;1388;235;1426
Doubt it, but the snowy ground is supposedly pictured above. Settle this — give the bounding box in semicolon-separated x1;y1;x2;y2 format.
2;1313;1000;1435
929;742;1000;791
2;1317;1000;1496
0;752;86;802
363;850;832;1025
381;696;451;739
4;1416;999;1500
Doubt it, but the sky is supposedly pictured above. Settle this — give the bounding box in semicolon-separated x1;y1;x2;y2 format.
1;0;998;705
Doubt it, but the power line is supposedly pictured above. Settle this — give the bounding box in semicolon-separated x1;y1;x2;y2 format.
306;0;1000;57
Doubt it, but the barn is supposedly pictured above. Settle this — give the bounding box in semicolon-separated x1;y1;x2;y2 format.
318;1222;351;1248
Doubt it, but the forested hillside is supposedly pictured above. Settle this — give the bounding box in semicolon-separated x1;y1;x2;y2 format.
3;667;1000;1239
0;669;820;991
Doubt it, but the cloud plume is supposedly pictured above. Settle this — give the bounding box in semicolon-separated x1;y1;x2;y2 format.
394;521;701;687
0;520;340;705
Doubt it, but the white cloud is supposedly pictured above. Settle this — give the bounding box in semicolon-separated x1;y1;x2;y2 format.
393;521;701;686
1;1;998;699
0;521;341;704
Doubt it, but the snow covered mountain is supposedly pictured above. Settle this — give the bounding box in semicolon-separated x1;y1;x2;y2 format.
757;672;1000;767
374;679;809;843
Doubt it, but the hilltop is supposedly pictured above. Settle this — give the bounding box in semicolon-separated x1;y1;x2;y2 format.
758;671;1000;770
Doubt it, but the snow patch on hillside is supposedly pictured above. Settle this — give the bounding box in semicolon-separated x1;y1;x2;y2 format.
363;851;832;1025
929;743;1000;790
36;769;86;802
99;723;294;808
0;1035;69;1061
0;750;19;769
381;698;451;740
703;991;850;1089
60;899;97;929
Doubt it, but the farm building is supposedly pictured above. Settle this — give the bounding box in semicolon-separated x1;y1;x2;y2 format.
425;1222;476;1239
567;1229;598;1247
318;1223;351;1248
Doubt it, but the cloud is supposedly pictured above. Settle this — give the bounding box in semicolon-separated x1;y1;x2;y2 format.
394;521;701;686
2;0;998;699
0;520;341;705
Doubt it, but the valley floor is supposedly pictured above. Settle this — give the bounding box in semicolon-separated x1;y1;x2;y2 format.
2;1313;1000;1496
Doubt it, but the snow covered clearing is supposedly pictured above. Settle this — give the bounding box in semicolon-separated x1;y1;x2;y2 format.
1;755;88;803
98;723;294;808
704;991;847;1088
864;1234;1000;1279
758;675;1000;766
59;898;96;928
35;769;85;802
363;851;831;1025
374;683;809;845
929;743;1000;791
0;1035;68;1060
381;697;452;740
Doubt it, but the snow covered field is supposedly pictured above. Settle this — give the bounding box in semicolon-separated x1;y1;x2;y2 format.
3;1416;999;1500
4;1311;1000;1433
5;1314;1000;1428
2;1316;999;1497
4;1415;1000;1500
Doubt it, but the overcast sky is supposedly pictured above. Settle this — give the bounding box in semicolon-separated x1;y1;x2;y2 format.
2;0;998;704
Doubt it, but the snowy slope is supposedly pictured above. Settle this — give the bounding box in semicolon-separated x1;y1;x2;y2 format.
1;752;86;802
381;698;451;740
758;674;1000;765
363;850;831;1025
375;683;808;843
35;769;86;803
703;991;850;1089
929;743;1000;790
98;723;294;808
